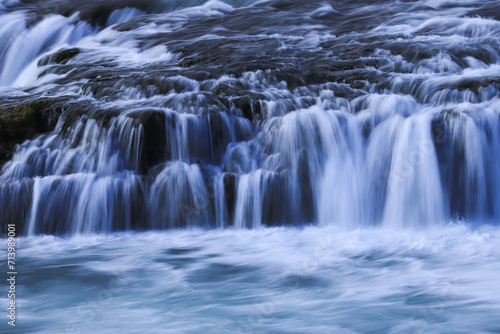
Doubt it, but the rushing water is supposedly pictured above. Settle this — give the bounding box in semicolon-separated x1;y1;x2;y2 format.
1;0;500;332
5;225;500;333
1;0;500;233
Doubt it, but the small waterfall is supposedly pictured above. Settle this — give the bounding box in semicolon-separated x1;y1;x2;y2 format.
233;170;266;229
150;162;212;229
106;8;145;27
0;12;95;86
2;0;500;235
381;113;445;228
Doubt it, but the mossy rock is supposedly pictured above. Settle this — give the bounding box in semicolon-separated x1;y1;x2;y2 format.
38;48;81;66
0;98;68;164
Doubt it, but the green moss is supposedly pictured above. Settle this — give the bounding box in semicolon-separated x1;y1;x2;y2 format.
38;48;81;66
0;98;68;165
50;48;81;64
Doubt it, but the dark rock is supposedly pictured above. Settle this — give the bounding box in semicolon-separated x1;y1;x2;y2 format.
25;0;159;27
467;2;500;21
223;173;236;225
112;175;148;231
431;111;491;218
38;48;81;66
49;47;81;64
231;96;262;121
0;179;33;235
176;40;231;68
361;119;372;138
260;151;316;225
28;177;77;234
127;110;167;173
261;171;291;226
297;149;315;222
0;98;68;165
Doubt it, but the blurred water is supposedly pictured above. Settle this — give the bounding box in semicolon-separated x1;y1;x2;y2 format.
2;0;500;233
3;224;500;334
1;1;500;331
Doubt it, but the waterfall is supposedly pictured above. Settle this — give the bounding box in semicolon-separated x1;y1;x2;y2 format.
0;12;96;87
1;0;500;235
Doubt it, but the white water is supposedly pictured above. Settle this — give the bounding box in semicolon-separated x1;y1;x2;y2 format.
4;224;500;334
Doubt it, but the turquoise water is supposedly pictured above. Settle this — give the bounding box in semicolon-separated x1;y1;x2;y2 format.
5;224;500;334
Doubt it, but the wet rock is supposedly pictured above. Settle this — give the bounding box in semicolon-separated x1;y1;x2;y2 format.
297;149;315;223
467;2;500;21
260;151;315;226
231;96;262;121
0;98;68;164
0;180;33;235
176;41;231;68
50;47;81;64
39;48;81;66
431;111;481;219
362;120;371;138
112;176;148;231
223;173;236;225
261;171;291;226
128;110;167;173
209;84;267;120
25;0;158;27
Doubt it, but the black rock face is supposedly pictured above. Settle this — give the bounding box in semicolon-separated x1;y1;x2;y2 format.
223;173;237;225
128;110;167;173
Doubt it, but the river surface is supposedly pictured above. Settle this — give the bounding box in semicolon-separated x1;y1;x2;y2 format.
4;225;500;334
